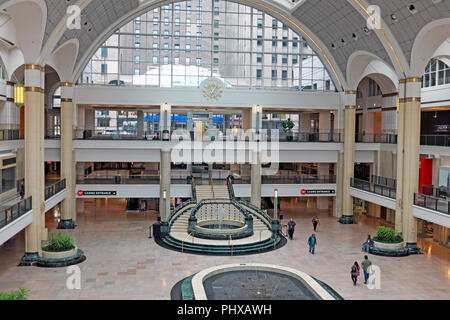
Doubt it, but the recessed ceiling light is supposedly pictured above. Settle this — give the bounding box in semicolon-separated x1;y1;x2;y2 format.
408;4;418;14
364;26;370;34
352;33;358;40
390;13;398;21
330;43;336;49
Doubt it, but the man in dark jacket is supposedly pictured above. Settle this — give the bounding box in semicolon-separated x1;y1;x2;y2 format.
287;218;296;240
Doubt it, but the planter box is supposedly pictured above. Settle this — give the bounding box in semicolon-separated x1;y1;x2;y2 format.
41;246;78;259
373;241;405;250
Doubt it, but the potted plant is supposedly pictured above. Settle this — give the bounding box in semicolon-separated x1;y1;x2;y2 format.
372;226;405;249
281;118;295;141
41;231;77;259
0;288;29;300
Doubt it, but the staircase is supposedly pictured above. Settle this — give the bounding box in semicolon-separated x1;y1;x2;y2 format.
195;185;230;201
156;179;284;256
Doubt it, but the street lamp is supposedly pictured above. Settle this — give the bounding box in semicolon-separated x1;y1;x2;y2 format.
162;189;167;220
274;189;278;220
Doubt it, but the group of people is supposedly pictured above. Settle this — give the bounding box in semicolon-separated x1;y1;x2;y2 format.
351;255;372;285
286;215;375;286
286;217;319;254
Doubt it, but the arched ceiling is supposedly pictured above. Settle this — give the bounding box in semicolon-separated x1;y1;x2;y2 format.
0;0;449;85
292;0;392;80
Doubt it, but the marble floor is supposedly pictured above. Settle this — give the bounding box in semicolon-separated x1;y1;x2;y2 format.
0;198;448;300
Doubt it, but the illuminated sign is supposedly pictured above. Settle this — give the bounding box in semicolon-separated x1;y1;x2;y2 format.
301;189;335;195
77;190;117;196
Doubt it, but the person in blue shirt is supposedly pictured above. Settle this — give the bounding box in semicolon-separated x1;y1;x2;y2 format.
307;234;317;254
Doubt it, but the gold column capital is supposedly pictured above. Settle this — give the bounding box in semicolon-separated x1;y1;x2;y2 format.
60;82;73;87
399;77;422;84
345;90;357;95
24;64;44;71
24;87;44;93
345;105;356;110
61;98;73;103
399;97;421;103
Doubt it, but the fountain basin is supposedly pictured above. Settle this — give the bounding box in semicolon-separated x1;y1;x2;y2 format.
188;263;341;300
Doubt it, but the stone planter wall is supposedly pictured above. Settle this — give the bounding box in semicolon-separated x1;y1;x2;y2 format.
373;240;405;250
41;246;78;259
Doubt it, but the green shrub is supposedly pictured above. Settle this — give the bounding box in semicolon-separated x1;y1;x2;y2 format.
42;231;75;252
374;226;403;243
0;288;29;300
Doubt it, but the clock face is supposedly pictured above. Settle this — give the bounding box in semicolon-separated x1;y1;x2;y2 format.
201;78;223;101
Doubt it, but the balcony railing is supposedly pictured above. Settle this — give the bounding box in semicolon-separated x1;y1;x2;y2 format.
44;179;66;201
371;175;396;189
77;173;336;185
350;178;396;199
355;133;398;144
420;135;450;147
414;193;450;215
0;129;22;141
0;197;32;229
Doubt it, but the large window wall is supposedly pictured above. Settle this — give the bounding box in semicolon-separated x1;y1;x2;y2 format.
79;0;335;91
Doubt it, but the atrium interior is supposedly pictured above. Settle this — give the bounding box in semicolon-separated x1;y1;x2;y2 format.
0;0;448;301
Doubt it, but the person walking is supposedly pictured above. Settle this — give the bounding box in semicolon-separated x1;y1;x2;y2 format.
312;216;319;231
361;255;372;284
307;234;317;254
19;183;25;200
351;262;360;285
287;218;296;240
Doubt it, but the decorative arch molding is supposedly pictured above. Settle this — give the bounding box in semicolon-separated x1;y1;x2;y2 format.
346;51;398;92
410;18;450;77
0;0;47;64
47;39;80;83
67;0;347;90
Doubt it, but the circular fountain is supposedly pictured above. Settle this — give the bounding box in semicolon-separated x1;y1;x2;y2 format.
171;264;343;300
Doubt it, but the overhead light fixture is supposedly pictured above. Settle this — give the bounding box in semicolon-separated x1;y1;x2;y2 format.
352;33;358;40
364;26;370;34
433;112;438;119
330;43;336;49
408;4;418;14
390;14;398;22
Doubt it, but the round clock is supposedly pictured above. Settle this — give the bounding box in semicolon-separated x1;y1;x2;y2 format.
200;78;224;101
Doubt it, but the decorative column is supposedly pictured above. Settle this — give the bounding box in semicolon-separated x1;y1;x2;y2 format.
58;82;76;229
339;91;357;224
250;149;261;208
250;105;262;208
20;65;45;266
137;110;144;138
160;103;171;141
333;152;344;218
395;87;405;234
159;148;171;234
398;77;422;254
317;164;330;210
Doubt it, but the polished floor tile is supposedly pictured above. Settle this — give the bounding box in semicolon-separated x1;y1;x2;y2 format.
0;198;448;300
